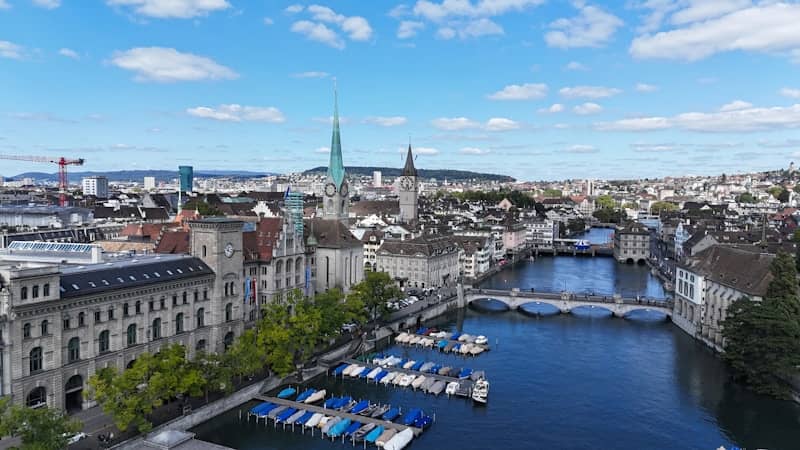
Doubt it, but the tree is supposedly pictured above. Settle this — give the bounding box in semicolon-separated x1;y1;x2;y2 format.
767;186;783;199
542;188;562;198
622;202;638;210
722;253;800;399
347;271;402;321
794;229;800;273
778;188;791;203
0;398;82;450
596;194;616;210
183;199;222;216
793;185;800;194
224;329;265;383
650;201;678;215
593;208;625;224
194;352;233;403
736;192;757;203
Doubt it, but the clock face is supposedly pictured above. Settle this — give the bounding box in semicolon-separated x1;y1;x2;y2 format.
324;183;337;197
339;182;349;197
400;176;415;191
224;243;234;258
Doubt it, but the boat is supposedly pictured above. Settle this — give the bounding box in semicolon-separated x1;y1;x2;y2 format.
339;398;356;411
394;332;408;343
458;333;470;342
267;405;287;419
304;389;326;404
401;408;422;426
437;339;448;350
458;368;473;379
408;336;421;345
380;372;397;385
366;367;382;379
295;389;316;402
353;423;376;442
413;415;433;429
445;381;459;396
328;418;351;437
411;361;425;371
443;342;456;353
428;380;446;395
383;428;414;450
342;364;357;376
335;396;353;410
428;364;441;374
402;361;415;370
321;416;341;434
470;346;484;356
450;331;461;341
323;397;340;409
375;429;397;448
370;404;390;418
464;335;476;344
411;375;426;389
349;400;370;415
460;343;472;354
474;335;488;345
419;362;434;372
470;371;486;382
360;403;377;416
343;421;362;437
438;366;452;376
575;239;591;251
285;409;306;425
398;374;415;387
305;413;324;428
359;367;371;378
249;402;272;415
375;370;389;382
275;407;297;423
472;377;489;404
382;407;400;421
365;425;384;444
277;387;296;399
332;363;349;376
349;366;365;377
420;378;436;392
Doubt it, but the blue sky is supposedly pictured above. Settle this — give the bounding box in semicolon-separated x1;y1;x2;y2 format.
1;0;800;181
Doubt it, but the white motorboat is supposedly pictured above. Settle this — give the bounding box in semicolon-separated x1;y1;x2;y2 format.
366;368;382;379
474;335;488;345
402;360;416;370
445;381;459;396
411;375;426;389
342;364;357;376
472;378;489;404
305;413;324;428
381;372;398;384
398;374;415;387
304;389;326;404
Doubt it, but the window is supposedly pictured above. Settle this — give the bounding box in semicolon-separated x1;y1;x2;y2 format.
152;318;161;340
21;286;27;300
182;292;188;304
94;311;101;322
135;301;141;314
203;289;208;300
149;301;154;311
160;298;165;309
32;285;39;298
225;303;232;322
63;317;70;330
193;291;198;302
249;309;256;321
23;323;31;338
123;303;129;317
202;245;207;257
172;295;178;307
127;324;137;347
196;308;205;328
30;347;43;373
108;307;114;320
223;332;234;351
175;313;184;334
99;330;110;353
68;337;80;362
224;283;229;297
40;320;49;336
78;312;85;327
26;387;46;408
196;339;206;352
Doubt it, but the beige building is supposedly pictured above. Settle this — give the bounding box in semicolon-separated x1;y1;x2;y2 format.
375;235;459;289
613;222;650;264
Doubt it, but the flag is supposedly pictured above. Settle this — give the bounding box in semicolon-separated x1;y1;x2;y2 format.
284;185;291;199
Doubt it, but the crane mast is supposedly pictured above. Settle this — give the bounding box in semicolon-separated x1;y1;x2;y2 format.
0;154;85;206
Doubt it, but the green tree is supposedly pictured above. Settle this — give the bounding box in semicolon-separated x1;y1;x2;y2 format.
767;186;783;199
650;201;678;215
778;188;791;203
593;208;625;224
224;329;265;383
542;188;562;198
722;253;800;398
596;194;616;210
257;296;296;378
622;202;638;210
183;200;222;216
347;271;402;321
793;185;800;194
0;398;82;450
194;351;233;403
736;192;757;203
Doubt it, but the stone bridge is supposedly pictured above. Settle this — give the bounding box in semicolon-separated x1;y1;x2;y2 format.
462;288;673;319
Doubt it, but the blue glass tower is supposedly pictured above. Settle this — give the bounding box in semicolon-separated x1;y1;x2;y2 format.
179;165;193;193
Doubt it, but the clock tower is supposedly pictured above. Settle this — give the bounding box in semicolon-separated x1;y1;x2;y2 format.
398;144;418;223
323;85;349;221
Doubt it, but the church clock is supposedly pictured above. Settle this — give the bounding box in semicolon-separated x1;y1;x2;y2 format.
324;182;337;197
399;176;415;190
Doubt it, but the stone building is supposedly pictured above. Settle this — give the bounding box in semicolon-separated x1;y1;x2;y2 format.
450;235;492;279
397;145;418;223
305;218;362;294
375;235;459;289
613;222;651;264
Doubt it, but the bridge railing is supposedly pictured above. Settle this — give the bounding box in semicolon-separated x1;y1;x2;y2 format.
465;287;673;309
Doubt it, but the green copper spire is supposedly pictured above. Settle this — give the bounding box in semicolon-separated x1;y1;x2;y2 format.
327;83;346;189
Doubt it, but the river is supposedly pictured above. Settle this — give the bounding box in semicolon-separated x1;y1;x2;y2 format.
191;249;800;449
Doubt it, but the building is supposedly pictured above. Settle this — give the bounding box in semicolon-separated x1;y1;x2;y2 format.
526;218;559;249
450;235;492;279
81;176;109;199
144;176;156;191
613;222;651;264
373;171;382;187
397;145;418;223
375;235;459;289
0;205;94;229
179;166;194;194
360;229;385;272
502;219;527;255
0;237;241;412
321;90;349;220
673;246;773;350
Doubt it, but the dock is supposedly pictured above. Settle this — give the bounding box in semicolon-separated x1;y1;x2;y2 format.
398;333;490;353
252;394;423;437
342;359;475;397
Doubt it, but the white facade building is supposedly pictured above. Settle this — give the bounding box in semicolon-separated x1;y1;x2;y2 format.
82;176;109;199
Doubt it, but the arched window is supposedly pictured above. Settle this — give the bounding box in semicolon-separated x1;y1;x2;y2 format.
276;260;283;275
26;386;46;408
223;332;234;351
127;324;137;347
32;285;39;298
43;283;50;297
98;330;110;353
152;318;161;340
196;308;205;328
196;339;206;352
78;312;85;327
224;283;229;297
29;347;43;373
202;245;207;257
68;337;80;362
225;303;232;322
40;320;49;336
175;313;184;334
23;323;31;339
20;286;27;300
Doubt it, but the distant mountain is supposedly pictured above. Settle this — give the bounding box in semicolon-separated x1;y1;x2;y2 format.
303;166;515;182
7;170;275;183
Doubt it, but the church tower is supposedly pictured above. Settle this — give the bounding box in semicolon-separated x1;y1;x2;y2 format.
323;85;349;220
398;144;418;222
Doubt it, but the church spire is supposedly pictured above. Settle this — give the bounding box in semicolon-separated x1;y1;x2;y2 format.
327;81;346;189
402;143;417;177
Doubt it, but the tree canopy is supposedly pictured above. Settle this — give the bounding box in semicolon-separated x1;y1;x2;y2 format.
650;201;678;215
0;398;82;450
595;194;616;210
346;271;402;321
736;192;757;203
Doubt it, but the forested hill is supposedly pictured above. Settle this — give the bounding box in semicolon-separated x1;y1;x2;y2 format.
303;166;515;182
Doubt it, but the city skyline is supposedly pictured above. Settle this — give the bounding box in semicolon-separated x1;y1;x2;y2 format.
2;1;800;181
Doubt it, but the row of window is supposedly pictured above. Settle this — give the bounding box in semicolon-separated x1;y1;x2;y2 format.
20;283;51;300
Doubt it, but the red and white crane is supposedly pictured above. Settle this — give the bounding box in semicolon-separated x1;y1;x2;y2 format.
0;154;85;206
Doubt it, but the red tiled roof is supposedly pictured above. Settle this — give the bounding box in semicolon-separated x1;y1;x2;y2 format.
120;223;164;241
243;218;283;262
155;231;190;254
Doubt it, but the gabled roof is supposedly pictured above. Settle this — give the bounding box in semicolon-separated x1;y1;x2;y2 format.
155;231;190;254
242;217;283;262
681;245;774;296
305;218;362;249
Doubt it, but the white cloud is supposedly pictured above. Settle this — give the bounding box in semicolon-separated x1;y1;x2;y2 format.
669;0;751;26
363;116;408;127
0;40;23;59
390;4;410;18
565;61;588;71
457;18;504;38
560;85;622;99
719;100;753;112
414;146;439;155
566;144;598;153
263;17;274;25
436;27;457;39
630;142;677;152
538;103;565;113
33;0;60;9
291;20;345;49
398;20;425;39
596;102;800;132
630;3;800;62
780;88;800;99
487;82;547;100
0;0;10;9
186;104;286;123
58;48;79;59
431;117;481;130
291;71;329;78
545;3;623;48
341;16;373;41
111;47;238;82
106;0;230;18
635;82;658;92
460;147;490;155
573;102;603;115
291;5;373;48
412;0;544;22
314;146;329;153
485;117;520;131
286;4;303;13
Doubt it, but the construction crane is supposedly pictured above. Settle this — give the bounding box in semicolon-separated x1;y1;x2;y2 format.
0;154;85;206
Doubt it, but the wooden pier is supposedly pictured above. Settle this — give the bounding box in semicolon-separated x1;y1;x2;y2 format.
342;359;475;397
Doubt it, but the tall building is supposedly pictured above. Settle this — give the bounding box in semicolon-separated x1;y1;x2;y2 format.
81;176;109;198
375;235;459;289
144;176;156;191
373;171;382;187
179;166;194;193
322;88;349;220
397;145;418;223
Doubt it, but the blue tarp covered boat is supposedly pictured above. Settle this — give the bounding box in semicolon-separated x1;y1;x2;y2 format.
296;411;315;425
416;327;427;335
429;364;441;374
276;407;297;422
349;400;370;414
365;426;384;443
328;418;351;437
359;368;371;378
401;408;423;426
277;387;296;399
295;389;316;402
382;407;400;421
375;370;388;382
336;396;353;410
324;397;339;409
437;340;448;349
411;361;424;371
250;402;272;414
450;331;461;340
458;368;473;379
343;421;362;437
332;363;349;376
414;415;433;429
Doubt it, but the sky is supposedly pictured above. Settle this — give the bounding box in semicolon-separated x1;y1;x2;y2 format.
1;0;800;182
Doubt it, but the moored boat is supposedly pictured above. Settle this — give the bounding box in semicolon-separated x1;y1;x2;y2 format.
375;429;396;447
304;389;326;404
445;381;458;396
411;375;426;389
383;428;414;450
428;380;446;395
277;387;296;399
365;425;384;444
295;389;316;402
472;377;489;404
305;412;324;428
474;335;488;345
353;423;376;442
381;407;400;421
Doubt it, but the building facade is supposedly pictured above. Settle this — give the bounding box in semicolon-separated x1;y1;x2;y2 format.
179;166;194;194
397;145;418;223
81;176;109;199
525;219;559;249
375;235;459;289
613;222;651;263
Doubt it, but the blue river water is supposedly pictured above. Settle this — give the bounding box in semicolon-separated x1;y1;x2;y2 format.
192;238;800;449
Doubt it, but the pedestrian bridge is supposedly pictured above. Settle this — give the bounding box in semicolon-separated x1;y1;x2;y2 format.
463;288;673;319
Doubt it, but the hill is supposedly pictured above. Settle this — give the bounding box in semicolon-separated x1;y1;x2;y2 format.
303;166;515;182
7;170;274;183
